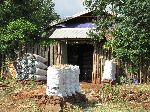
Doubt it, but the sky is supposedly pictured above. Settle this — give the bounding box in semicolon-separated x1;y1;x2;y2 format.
52;0;86;18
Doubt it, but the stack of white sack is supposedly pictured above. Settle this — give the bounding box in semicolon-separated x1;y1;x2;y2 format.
71;65;81;93
102;60;116;81
46;64;81;97
46;67;67;97
28;54;48;81
16;53;48;81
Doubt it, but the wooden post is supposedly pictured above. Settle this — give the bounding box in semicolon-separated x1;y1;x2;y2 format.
57;43;62;64
97;54;100;83
33;44;37;54
50;45;54;66
92;43;103;84
100;47;103;84
95;52;98;83
92;44;96;83
139;57;142;83
93;53;96;83
98;54;101;83
116;60;119;79
92;51;95;83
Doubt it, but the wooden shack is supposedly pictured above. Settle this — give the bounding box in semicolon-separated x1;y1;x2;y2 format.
1;11;148;83
0;11;149;83
48;11;113;83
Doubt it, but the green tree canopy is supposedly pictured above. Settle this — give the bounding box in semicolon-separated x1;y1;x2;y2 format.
84;0;150;73
0;0;59;55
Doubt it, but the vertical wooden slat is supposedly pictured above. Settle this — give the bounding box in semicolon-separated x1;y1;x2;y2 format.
100;46;103;84
97;54;100;83
38;44;41;56
97;45;99;83
32;44;34;54
116;60;119;80
139;57;142;83
92;48;95;83
95;52;98;84
99;54;101;83
99;45;102;83
47;46;50;66
39;45;42;56
44;45;49;66
33;44;36;54
147;61;150;83
57;43;60;64
94;53;97;84
54;44;58;65
92;44;97;84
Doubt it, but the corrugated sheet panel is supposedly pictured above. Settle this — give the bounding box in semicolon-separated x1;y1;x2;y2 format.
49;10;91;27
49;28;92;39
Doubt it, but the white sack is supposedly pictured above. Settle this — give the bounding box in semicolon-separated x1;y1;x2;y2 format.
47;67;64;85
35;61;47;69
35;68;47;76
47;67;66;97
46;65;81;96
70;65;77;94
74;65;81;93
102;60;116;81
64;67;72;96
47;67;61;76
29;67;36;74
26;53;34;60
28;74;46;80
46;85;67;97
33;54;47;63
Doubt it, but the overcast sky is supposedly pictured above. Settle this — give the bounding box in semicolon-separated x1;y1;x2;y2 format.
52;0;86;18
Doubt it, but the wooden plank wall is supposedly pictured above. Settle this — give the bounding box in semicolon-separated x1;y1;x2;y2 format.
92;43;150;84
92;43;112;83
24;43;55;66
0;42;149;83
24;43;62;66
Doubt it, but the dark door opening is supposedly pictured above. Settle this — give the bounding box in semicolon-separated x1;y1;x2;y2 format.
67;44;93;82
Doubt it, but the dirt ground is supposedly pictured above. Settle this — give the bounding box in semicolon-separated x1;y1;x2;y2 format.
0;81;150;112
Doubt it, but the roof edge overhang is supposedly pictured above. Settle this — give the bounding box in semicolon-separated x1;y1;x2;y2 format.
49;28;95;39
49;38;92;40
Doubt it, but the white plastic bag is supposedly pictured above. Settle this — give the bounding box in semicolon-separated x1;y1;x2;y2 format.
28;74;47;80
102;60;116;81
33;54;48;63
35;68;47;76
74;66;81;93
46;65;81;96
64;67;72;96
46;85;67;97
35;61;47;69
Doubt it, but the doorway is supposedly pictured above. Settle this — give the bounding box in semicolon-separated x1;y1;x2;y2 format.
67;44;94;82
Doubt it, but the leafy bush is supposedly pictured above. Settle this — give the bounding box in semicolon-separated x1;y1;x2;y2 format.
99;84;120;103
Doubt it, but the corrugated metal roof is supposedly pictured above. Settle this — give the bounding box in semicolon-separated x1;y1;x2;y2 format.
49;10;91;27
49;28;92;39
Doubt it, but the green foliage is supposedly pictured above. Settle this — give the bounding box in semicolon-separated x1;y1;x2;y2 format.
0;76;3;82
99;84;120;103
0;0;58;29
0;0;59;62
0;19;37;52
84;0;150;73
